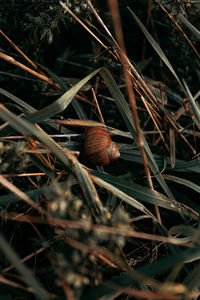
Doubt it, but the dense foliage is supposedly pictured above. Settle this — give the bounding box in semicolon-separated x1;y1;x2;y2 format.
0;1;200;299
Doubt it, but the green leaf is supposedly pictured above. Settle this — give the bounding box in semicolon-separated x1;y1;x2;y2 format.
26;68;102;123
0;88;36;114
90;171;197;220
0;88;74;136
138;245;200;277
128;7;184;91
99;67;175;199
178;14;200;40
39;66;88;120
163;174;200;195
92;174;157;221
183;80;200;130
169;128;176;169
0;107;102;217
120;149;200;173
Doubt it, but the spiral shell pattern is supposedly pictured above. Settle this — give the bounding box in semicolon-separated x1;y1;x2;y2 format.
84;127;120;166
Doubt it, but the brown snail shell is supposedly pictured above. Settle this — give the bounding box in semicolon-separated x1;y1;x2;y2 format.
84;127;120;166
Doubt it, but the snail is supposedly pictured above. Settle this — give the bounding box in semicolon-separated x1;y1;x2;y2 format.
84;127;120;166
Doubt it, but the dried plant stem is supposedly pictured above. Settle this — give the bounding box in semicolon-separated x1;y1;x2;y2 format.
154;0;200;59
87;0;118;47
1;172;67;178
142;0;152;58
0;51;60;89
60;1;109;53
0;274;34;293
0;30;45;75
108;0;161;223
0;211;194;245
104;283;189;300
87;0;167;149
3;247;46;273
62;0;162;122
0;175;47;216
107;2;152;186
91;88;105;124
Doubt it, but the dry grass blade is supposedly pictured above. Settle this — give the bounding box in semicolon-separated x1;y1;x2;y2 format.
3;247;46;273
48;119;128;137
90;174;157;221
89;0;163;114
102;284;186;300
153;0;200;60
25;68;101;123
163;175;200;195
0;51;59;88
183;80;200;130
128;7;184;91
1;2;199;299
0;30;45;74
140;95;169;150
0;274;34;294
0;175;46;216
0;210;191;246
169;128;176;169
99;67;175;199
0;106;103;218
108;0;154;194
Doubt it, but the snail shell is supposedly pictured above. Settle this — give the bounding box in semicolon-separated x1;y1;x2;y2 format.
84;127;120;166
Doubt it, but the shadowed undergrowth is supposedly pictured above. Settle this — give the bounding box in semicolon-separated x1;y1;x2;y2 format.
0;1;200;299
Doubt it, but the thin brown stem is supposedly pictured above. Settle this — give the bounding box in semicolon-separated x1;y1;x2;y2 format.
0;51;59;89
108;0;162;222
91;88;105;124
154;0;200;59
0;30;45;75
107;0;153;189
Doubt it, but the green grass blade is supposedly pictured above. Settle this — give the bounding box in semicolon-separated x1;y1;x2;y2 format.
92;174;157;221
121;149;200;173
82;244;200;300
0;107;102;216
40;66;88;120
26;68;102;123
163;174;200;194
172;159;200;173
0;233;49;300
128;7;184;91
183;79;200;130
0;88;73;136
90;171;197;220
138;245;200;277
0;88;36;113
99;67;175;199
169;128;176;169
178;14;200;40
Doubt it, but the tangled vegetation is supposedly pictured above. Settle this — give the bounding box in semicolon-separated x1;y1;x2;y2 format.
0;0;200;299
